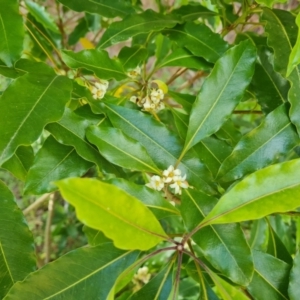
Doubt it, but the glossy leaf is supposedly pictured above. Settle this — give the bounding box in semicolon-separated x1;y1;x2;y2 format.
156;48;212;70
87;125;160;173
58;0;134;18
182;189;253;286
4;243;138;300
217;104;299;182
288;251;300;300
45;108;105;169
62;49;127;80
252;47;289;113
247;251;291;300
249;219;269;252
2;146;34;181
0;71;71;165
56;178;168;250
0;181;36;299
130;262;174;300
215;119;242;146
262;8;297;76
25;0;59;33
83;226;112;246
181;40;256;157
287;13;300;76
168;91;195;113
98;10;179;49
107;178;179;220
171;3;216;21
105;103;215;194
24;136;92;195
202;159;300;226
0;0;24;66
118;45;148;70
163;22;229;63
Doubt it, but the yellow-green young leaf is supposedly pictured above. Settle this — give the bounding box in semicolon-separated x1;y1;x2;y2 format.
4;243;138;300
62;49;127;80
256;0;288;8
0;71;72;165
201;159;300;226
287;13;300;76
56;178;168;250
289;251;300;300
86;125;161;173
0;0;24;66
98;10;179;49
0;181;36;299
180;40;256;159
58;0;134;18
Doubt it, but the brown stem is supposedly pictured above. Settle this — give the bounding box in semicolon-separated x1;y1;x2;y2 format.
176;71;205;91
233;110;263;114
23;193;51;215
166;68;188;85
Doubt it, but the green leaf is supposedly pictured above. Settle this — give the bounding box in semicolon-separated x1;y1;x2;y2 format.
24;135;92;195
130;262;174;300
171;3;216;21
287;13;300;76
247;251;291;300
182;189;253;286
58;0;134;18
252;47;289;113
118;45;148;70
83;226;112;246
0;181;36;299
0;71;72;165
87;125;160;173
4;243;138;300
201;159;300;226
25;0;59;33
105;104;215;194
2;146;34;181
217;104;299;182
45;108;106;169
107;178;179;220
62;49;127;80
0;63;25;78
181;40;256;157
156;48;212;70
56;178;168;250
262;8;297;76
249;219;269;252
68;17;89;46
168;91;195;113
215;119;242;146
0;0;24;66
98;10;179;49
288;251;300;300
256;0;287;8
163;22;229;63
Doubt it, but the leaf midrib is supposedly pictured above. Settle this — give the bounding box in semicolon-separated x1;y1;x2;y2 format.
89;0;126;15
0;241;14;285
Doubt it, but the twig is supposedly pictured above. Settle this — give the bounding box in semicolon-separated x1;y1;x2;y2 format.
44;194;55;264
166;68;188;85
172;251;183;300
176;71;205;91
23;193;51;215
233;110;263;114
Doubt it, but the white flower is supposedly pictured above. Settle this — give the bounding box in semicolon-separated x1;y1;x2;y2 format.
90;80;109;100
150;88;164;104
128;66;141;78
146;175;164;191
142;96;152;111
170;175;189;195
163;165;181;183
130;96;138;103
133;266;151;284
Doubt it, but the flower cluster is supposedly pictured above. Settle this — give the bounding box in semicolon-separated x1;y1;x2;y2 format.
127;66;141;79
132;266;151;291
146;165;189;195
130;88;165;112
90;79;109;100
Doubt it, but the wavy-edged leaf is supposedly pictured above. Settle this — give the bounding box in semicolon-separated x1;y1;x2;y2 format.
181;40;256;158
2;146;34;181
62;49;126;80
24;136;92;195
130;262;174;300
202;159;300;226
156;48;211;70
107;178;179;220
0;71;71;165
105;103;215;194
0;0;24;66
288;251;300;300
217;104;299;182
163;22;228;63
171;3;216;21
58;0;134;18
56;178;168;250
252;47;289;113
247;251;291;300
4;243;138;300
45;108;105;169
25;0;59;33
87;125;160;173
118;45;148;70
0;181;36;299
98;10;179;49
182;189;253;286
